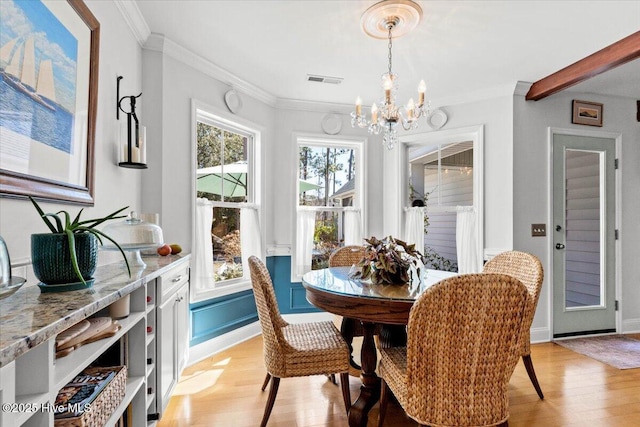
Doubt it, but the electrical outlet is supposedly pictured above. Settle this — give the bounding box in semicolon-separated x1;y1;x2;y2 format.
531;224;546;237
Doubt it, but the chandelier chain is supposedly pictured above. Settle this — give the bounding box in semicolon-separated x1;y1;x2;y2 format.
387;26;393;75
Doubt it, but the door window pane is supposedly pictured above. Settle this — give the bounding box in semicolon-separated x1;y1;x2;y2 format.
565;150;602;308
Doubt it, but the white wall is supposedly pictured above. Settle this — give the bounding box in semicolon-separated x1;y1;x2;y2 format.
140;37;384;256
0;0;143;283
514;91;640;334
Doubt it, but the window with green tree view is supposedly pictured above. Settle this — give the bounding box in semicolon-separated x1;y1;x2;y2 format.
196;115;254;286
295;136;364;274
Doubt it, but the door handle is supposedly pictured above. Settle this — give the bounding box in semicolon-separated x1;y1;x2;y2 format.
556;243;565;249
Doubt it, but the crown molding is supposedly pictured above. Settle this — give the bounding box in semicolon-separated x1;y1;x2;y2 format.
113;0;150;45
143;33;277;106
136;34;525;113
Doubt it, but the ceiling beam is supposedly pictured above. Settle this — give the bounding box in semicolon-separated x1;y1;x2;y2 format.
526;31;640;101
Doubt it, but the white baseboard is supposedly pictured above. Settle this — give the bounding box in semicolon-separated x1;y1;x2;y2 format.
187;322;261;367
530;326;550;344
621;318;640;334
529;320;640;342
186;312;334;366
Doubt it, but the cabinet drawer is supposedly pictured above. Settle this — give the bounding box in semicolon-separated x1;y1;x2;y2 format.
158;263;189;304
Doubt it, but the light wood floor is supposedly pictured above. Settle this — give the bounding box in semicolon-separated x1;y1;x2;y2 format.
158;334;640;427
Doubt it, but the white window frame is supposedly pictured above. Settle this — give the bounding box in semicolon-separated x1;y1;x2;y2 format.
291;133;366;282
191;99;263;302
400;125;484;270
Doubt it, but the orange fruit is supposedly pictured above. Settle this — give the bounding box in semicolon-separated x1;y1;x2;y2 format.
157;244;171;256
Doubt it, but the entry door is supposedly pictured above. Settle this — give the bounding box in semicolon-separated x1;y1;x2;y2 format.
552;133;615;337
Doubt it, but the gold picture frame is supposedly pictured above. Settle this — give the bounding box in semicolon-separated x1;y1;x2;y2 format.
572;100;603;127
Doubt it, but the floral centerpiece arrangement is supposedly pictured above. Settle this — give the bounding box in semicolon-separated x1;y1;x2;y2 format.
350;235;424;285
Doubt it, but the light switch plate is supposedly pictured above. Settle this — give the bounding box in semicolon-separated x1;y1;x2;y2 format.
531;224;546;237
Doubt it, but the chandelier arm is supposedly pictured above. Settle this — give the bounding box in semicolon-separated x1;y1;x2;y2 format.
400;119;413;131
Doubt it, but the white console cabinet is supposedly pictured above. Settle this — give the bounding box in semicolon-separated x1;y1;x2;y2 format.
0;255;190;427
154;262;190;418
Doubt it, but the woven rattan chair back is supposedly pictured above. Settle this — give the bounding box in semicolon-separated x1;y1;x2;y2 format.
483;251;543;354
328;245;365;267
248;256;352;426
249;256;289;375
405;274;528;426
483;250;545;399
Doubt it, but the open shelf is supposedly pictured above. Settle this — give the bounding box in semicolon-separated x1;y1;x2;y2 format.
54;311;145;391
146;331;155;347
146;362;155;379
146;391;155;409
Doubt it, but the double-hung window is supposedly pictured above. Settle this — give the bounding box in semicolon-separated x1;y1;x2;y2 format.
193;104;262;300
404;126;483;273
293;135;365;281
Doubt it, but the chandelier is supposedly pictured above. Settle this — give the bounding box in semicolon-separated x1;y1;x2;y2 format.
351;0;429;150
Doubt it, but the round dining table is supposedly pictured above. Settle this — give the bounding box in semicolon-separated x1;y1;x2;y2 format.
301;266;456;427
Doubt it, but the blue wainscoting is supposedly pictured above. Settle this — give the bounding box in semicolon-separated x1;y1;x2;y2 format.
267;256;322;314
189;256;319;346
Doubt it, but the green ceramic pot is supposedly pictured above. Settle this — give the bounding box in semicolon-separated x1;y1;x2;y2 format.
31;233;98;285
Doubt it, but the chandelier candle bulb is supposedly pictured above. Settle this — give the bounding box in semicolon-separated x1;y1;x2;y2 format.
371;103;379;124
384;77;392;103
355;97;362;116
418;80;426;105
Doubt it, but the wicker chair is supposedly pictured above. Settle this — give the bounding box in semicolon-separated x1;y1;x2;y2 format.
483;250;545;399
328;245;367;370
377;274;529;427
248;256;351;427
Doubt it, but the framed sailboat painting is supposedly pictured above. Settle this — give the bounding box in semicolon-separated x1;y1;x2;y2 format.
0;0;99;205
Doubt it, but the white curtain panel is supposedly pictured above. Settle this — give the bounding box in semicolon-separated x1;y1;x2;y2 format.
456;207;481;273
343;208;363;246
240;205;263;274
195;198;214;290
296;209;316;276
404;206;425;252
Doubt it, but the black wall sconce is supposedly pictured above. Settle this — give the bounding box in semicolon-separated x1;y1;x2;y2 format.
117;76;147;168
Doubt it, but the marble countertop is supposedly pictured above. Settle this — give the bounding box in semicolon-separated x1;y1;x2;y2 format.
0;254;190;367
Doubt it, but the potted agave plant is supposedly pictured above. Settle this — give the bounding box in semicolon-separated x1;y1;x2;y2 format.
29;196;131;291
350;235;424;285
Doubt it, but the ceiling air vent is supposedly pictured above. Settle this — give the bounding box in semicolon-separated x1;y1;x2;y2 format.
307;74;343;85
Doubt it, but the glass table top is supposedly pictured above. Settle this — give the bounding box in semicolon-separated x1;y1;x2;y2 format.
302;266;457;301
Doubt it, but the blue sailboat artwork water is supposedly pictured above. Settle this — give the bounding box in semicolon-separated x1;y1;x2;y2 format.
0;0;77;155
